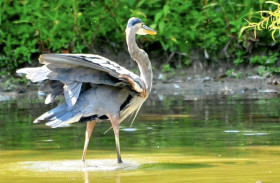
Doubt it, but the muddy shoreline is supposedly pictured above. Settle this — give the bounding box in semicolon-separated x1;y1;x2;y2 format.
1;74;279;103
0;50;279;101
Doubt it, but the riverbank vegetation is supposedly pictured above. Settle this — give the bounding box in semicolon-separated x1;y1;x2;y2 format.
1;0;279;75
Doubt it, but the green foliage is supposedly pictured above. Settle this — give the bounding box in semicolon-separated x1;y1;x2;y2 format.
0;0;144;71
226;69;242;78
249;53;279;65
248;53;279;74
182;58;192;67
239;1;280;75
150;0;260;56
226;69;234;77
256;66;267;76
162;64;175;75
0;0;279;73
234;50;246;66
0;70;28;91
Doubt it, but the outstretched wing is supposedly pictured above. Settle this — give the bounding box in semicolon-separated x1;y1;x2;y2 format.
17;54;146;107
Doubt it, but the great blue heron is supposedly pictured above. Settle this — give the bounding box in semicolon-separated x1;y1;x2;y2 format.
17;17;156;164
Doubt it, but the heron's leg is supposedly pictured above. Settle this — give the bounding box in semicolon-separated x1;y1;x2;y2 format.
108;114;123;164
82;121;97;163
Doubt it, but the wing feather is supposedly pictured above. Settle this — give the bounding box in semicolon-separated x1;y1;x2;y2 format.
40;81;64;104
39;54;146;92
63;82;82;107
17;53;145;107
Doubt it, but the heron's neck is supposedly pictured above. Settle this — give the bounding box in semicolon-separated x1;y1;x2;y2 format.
126;31;153;92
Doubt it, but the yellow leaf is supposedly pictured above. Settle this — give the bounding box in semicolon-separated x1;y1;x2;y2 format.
239;25;253;37
171;36;177;43
266;1;280;6
135;11;147;18
257;23;262;30
271;29;276;41
242;1;280;41
259;10;273;15
244;18;250;23
266;19;269;29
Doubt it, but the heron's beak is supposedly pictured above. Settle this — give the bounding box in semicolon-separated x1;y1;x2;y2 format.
136;25;157;35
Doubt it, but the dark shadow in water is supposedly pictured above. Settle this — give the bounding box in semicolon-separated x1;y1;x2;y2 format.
139;162;214;170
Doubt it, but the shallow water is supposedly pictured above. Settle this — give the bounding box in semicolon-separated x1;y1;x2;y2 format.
0;93;280;182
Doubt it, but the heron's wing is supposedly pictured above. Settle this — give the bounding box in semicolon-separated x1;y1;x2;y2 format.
39;80;64;104
17;54;146;107
41;54;145;90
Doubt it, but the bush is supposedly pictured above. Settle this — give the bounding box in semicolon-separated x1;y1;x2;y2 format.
0;0;279;73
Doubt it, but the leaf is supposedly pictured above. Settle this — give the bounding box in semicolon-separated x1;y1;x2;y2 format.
239;25;253;37
134;10;146;18
163;4;169;16
136;0;146;8
258;10;273;15
171;36;178;43
155;12;163;23
257;23;262;30
265;1;280;6
271;29;276;41
159;20;165;33
12;20;31;24
265;19;269;29
126;0;136;7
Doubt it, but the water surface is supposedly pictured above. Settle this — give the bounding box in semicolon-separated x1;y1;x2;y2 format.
0;93;280;182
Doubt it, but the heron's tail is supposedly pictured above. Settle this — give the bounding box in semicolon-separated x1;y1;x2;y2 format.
34;104;82;128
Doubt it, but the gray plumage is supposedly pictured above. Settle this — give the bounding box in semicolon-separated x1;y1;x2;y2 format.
16;17;156;164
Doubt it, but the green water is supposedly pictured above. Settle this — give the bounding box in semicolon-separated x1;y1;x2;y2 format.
0;93;280;182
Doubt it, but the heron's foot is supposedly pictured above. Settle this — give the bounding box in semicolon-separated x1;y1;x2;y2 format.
118;158;123;164
82;159;87;167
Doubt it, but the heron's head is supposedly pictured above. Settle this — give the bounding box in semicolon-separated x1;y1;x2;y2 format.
126;17;157;36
